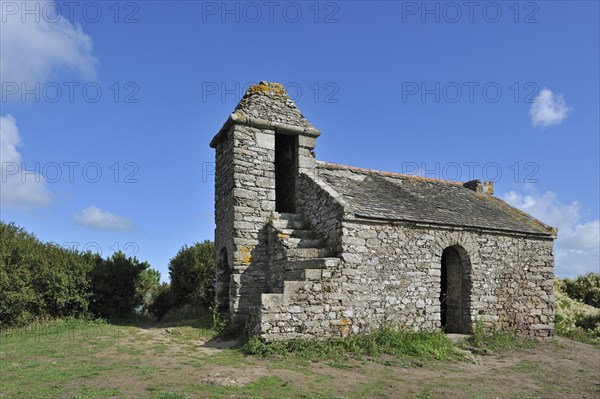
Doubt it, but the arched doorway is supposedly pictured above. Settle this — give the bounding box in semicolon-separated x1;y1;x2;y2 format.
440;245;472;333
216;248;231;317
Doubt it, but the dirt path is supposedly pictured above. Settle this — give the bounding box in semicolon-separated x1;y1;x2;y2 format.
117;330;600;398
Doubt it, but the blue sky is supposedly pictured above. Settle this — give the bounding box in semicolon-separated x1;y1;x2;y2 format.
1;0;598;280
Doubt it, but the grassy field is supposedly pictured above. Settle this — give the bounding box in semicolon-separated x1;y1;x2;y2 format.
1;315;599;399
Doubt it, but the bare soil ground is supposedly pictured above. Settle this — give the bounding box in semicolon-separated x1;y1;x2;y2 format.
1;322;599;399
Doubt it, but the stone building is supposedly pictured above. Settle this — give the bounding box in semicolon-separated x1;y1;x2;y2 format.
210;81;556;341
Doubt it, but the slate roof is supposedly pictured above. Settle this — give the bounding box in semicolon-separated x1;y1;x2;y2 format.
316;162;556;237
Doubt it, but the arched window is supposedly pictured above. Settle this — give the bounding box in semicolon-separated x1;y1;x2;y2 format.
216;248;231;316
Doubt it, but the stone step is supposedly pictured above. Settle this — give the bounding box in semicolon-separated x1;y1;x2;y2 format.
283;237;325;249
284;268;322;281
286;247;330;259
283;280;310;293
271;219;306;230
260;293;286;311
285;257;340;271
261;280;312;311
273;212;302;221
278;228;316;239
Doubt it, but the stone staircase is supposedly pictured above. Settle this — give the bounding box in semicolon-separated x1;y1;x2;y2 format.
258;212;340;322
271;212;338;278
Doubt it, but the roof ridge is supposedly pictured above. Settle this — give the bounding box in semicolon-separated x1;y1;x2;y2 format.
316;161;464;186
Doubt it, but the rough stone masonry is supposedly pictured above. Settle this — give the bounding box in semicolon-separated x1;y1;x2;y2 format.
210;81;557;342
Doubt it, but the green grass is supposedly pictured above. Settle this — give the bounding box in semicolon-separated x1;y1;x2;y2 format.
0;317;114;345
242;327;461;362
507;361;537;373
151;393;188;399
74;387;122;399
0;316;219;399
1;316;340;399
555;312;600;347
2;315;597;398
463;320;538;352
555;318;600;346
0;320;463;398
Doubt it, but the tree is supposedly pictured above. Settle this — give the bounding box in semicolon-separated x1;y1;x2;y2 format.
89;251;153;318
135;268;161;314
148;283;174;321
168;240;215;307
562;273;600;308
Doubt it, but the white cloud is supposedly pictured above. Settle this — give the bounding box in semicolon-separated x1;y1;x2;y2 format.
0;0;97;85
503;188;599;277
0;114;52;209
74;205;135;231
529;88;572;128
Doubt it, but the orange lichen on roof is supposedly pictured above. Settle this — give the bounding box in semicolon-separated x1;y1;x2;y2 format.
246;82;286;96
317;161;464;186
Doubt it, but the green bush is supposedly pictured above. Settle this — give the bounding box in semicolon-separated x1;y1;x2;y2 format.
89;251;157;318
0;221;162;327
168;241;215;307
554;279;600;346
555;313;600;345
160;304;207;323
574;313;600;331
0;222;94;328
149;283;175;321
561;273;600;308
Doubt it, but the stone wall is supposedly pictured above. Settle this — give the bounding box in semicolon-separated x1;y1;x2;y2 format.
214;120;319;326
337;221;554;338
214;123;276;323
265;224;287;294
214;126;235;314
253;176;555;340
296;173;345;252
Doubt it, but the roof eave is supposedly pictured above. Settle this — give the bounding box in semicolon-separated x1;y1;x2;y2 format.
351;212;557;239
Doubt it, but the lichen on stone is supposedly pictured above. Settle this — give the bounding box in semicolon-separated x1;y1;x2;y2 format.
239;244;254;266
246;81;285;97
